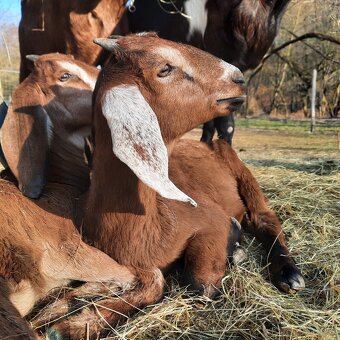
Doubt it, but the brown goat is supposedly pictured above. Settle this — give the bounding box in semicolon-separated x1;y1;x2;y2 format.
0;54;136;338
19;0;127;81
36;34;303;338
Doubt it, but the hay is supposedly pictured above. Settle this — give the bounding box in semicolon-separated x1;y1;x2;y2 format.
110;163;339;340
25;125;340;339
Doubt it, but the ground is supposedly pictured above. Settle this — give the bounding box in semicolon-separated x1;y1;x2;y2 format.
110;119;339;339
2;118;339;339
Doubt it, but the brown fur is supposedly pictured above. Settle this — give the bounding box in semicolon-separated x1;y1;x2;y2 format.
34;35;302;338
19;0;127;81
2;53;99;198
204;0;290;71
0;279;36;339
0;54;136;337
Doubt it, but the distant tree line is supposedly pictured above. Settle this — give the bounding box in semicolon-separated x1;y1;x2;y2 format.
246;0;339;118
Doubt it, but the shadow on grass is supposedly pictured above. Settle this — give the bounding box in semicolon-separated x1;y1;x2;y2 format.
244;158;340;175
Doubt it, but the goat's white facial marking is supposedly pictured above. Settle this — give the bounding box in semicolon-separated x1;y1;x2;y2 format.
184;0;208;42
155;47;194;77
102;85;197;207
56;61;96;90
218;60;240;80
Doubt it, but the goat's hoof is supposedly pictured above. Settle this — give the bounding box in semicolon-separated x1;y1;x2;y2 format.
232;243;247;265
271;258;305;293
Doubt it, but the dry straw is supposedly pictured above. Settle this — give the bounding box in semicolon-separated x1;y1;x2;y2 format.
108;161;339;340
31;146;339;340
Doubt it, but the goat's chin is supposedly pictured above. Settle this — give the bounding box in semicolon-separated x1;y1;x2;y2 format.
214;107;238;117
215;96;245;114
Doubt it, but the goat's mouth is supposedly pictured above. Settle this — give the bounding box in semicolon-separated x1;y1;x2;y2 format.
217;96;245;112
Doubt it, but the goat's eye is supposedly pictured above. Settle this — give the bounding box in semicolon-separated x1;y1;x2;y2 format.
60;73;72;82
157;64;173;77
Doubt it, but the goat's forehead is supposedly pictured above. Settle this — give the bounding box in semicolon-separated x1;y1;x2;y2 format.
153;45;238;78
154;46;185;62
154;46;192;67
55;61;97;90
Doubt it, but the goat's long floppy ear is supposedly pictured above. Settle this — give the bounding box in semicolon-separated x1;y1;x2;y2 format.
1;84;50;199
102;85;197;207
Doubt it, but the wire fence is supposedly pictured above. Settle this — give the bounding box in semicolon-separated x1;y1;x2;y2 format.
0;69;19;103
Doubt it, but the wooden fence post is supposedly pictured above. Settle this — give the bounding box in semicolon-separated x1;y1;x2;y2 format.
310;69;317;133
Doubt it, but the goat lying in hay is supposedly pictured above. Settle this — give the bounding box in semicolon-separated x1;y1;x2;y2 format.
27;34;303;338
0;54;137;338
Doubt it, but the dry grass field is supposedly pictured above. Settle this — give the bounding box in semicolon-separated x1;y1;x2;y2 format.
105;120;339;339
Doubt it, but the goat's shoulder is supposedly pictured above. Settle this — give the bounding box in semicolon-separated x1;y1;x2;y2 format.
169;139;240;206
0;180;44;285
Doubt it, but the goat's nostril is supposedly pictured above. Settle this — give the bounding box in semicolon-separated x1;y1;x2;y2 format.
232;77;245;85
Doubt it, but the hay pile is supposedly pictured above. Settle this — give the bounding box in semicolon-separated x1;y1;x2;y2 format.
108;137;340;339
7;123;337;338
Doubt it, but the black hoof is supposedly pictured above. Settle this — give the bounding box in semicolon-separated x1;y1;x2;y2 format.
270;257;305;293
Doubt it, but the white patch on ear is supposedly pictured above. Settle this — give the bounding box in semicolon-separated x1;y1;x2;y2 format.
57;61;97;90
155;46;194;77
102;85;197;207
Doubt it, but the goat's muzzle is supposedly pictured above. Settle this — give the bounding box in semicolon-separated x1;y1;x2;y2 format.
217;96;245;112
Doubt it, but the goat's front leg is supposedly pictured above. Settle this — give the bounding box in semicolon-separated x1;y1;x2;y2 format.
215;114;235;145
245;210;305;293
200;119;216;144
237;166;305;292
182;217;242;298
200;114;235;145
43;237;136;288
214;140;305;293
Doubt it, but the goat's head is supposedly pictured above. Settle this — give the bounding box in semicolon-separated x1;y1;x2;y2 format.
2;53;99;199
93;33;245;206
95;33;245;141
220;0;290;70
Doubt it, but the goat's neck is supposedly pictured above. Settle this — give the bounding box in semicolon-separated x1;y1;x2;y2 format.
82;132;160;256
48;130;90;193
45;101;90;193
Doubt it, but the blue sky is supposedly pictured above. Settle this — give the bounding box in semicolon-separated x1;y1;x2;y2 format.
0;1;21;25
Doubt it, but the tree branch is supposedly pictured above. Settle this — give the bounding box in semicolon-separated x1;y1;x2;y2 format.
285;29;340;66
248;32;340;84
